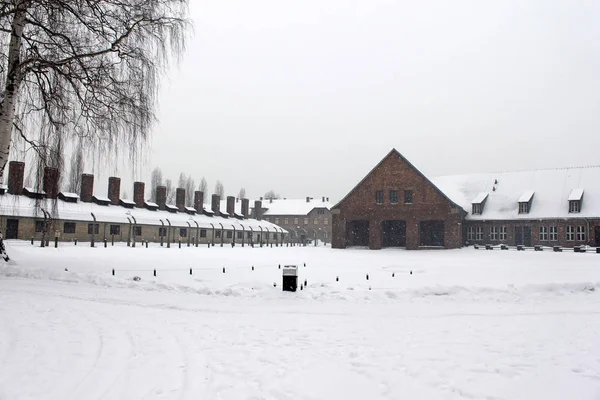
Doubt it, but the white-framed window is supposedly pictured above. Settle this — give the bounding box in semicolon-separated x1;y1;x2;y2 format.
467;226;475;241
576;226;586;241
313;218;318;225
549;226;557;241
304;218;309;225
324;218;329;225
518;202;529;214
566;226;575;241
275;218;279;224
294;218;298;224
539;226;548;241
472;204;482;215
569;201;580;213
490;226;498;241
476;226;483;241
499;226;507;241
284;218;288;224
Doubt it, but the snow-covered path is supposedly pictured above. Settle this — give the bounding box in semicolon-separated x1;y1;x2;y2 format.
1;242;600;399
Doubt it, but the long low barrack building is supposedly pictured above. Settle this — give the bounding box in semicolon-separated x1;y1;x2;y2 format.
0;161;286;246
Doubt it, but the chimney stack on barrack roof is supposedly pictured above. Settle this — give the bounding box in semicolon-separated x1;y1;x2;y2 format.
241;198;249;218
43;167;59;199
108;177;120;205
227;196;235;216
133;182;145;208
156;185;167;210
322;196;325;202
80;173;94;202
254;200;262;220
211;194;220;214
7;161;25;195
194;191;204;212
176;188;185;211
306;196;310;203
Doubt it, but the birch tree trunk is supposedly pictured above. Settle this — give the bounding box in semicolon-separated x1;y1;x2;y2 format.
0;3;26;176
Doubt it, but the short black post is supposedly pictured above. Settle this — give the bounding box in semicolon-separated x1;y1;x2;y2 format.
104;239;107;248
304;263;306;267
410;270;413;275
222;267;225;273
146;241;148;248
336;276;339;282
74;238;77;246
304;279;307;286
31;236;34;245
54;236;58;248
366;274;369;280
392;272;395;277
111;234;114;246
153;269;156;277
178;239;181;249
278;264;281;269
167;240;170;248
300;284;303;290
112;268;115;276
190;268;192;275
252;266;254;271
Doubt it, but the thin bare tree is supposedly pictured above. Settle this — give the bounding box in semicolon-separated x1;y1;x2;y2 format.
214;180;224;198
238;188;246;199
185;175;195;206
199;177;207;194
264;190;280;200
0;1;191;176
150;167;163;202
165;178;174;204
67;143;84;194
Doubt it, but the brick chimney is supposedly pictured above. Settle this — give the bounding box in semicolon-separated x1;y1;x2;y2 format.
156;185;166;210
43;167;59;199
80;173;94;202
176;188;185;211
107;177;120;205
322;196;325;202
241;198;249;218
133;182;145;208
7;161;25;195
211;194;220;214
194;191;204;212
227;196;235;216
306;196;310;203
254;200;262;220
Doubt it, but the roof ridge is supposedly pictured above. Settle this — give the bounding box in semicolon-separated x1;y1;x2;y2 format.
433;164;600;178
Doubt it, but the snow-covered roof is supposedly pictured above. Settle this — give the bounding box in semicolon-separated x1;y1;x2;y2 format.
471;192;489;204
24;187;46;195
184;206;197;213
0;194;287;233
260;198;333;216
568;188;584;201
92;195;110;203
518;190;535;203
144;201;159;208
59;192;79;199
120;199;136;206
432;166;600;220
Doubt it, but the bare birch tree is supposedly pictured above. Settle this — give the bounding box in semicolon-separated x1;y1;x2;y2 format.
67;144;84;194
0;1;190;176
264;190;280;200
165;178;174;204
238;188;246;199
199;177;207;194
150;167;163;202
185;175;194;206
214;180;224;198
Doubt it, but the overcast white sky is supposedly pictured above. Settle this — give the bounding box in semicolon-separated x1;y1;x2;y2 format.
128;0;600;203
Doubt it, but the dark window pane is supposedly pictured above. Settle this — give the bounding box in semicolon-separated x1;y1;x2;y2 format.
404;190;413;204
390;190;398;204
64;222;76;234
375;190;383;205
179;228;187;237
135;226;142;236
200;229;207;238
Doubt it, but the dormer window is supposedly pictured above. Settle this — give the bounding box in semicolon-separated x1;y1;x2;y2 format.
568;189;584;213
518;190;534;214
471;192;488;215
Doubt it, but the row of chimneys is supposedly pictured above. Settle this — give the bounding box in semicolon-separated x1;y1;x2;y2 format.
6;161;263;220
258;196;330;203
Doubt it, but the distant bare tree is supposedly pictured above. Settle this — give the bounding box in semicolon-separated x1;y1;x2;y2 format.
0;0;191;176
67;144;84;194
264;190;280;200
150;167;163;202
238;188;246;199
122;191;129;200
214;180;224;198
185;176;195;206
199;177;207;194
165;179;174;204
177;172;186;189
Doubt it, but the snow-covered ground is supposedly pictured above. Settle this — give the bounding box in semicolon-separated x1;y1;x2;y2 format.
1;241;600;400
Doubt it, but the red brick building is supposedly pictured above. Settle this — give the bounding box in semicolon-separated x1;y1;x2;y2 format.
332;149;465;250
333;149;600;250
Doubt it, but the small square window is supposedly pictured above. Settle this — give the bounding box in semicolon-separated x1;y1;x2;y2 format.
159;227;167;237
200;229;207;238
404;190;413;204
375;190;383;205
576;226;586;241
110;225;120;235
64;222;76;234
539;226;548;241
324;218;329;225
490;226;498;240
237;231;243;239
475;226;483;241
467;226;475;241
313;218;318;225
226;231;232;239
134;226;142;236
88;223;99;235
499;226;507;241
390;190;398;204
569;201;580;213
519;202;529;214
549;226;557;241
180;228;187;238
472;204;482;215
304;218;309;225
284;218;288;224
36;221;45;233
216;230;222;238
566;226;575;241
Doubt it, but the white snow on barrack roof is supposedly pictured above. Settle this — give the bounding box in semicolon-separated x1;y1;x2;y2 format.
0;194;286;233
431;165;600;220
518;190;535;203
471;192;488;204
260;198;333;216
568;188;584;201
59;192;79;198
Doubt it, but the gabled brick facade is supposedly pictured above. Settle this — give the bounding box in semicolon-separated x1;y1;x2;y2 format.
332;149;465;250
